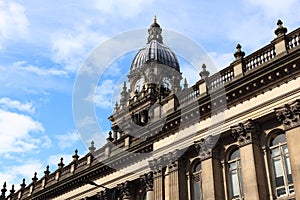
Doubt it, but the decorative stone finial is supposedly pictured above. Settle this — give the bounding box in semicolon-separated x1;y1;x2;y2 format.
120;82;128;106
106;131;114;142
1;182;6;198
57;157;64;169
183;78;188;89
234;43;245;59
89;140;96;153
199;64;210;79
20;179;26;190
9;185;15;195
154;15;157;24
32;172;38;183
44;165;50;176
275;19;287;36
72;149;79;161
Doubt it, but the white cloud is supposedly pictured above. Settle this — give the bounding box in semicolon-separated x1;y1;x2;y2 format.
0;97;35;113
208;52;234;70
0;160;43;190
0;1;29;47
55;130;81;150
246;0;299;19
86;79;115;108
93;0;155;19
0;61;72;95
51;23;108;72
0;109;50;155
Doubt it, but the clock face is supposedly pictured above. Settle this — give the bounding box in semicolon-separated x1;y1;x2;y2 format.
134;78;144;92
163;77;172;89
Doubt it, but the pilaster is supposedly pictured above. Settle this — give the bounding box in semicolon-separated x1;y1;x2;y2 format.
275;99;300;199
231;119;267;200
194;136;224;200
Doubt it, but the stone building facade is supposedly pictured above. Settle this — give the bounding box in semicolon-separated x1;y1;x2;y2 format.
1;18;300;200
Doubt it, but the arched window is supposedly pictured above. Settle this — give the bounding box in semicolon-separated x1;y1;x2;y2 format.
192;162;202;200
227;147;243;200
269;131;294;197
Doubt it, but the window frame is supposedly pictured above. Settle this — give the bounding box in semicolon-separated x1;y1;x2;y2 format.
268;131;294;198
191;160;202;200
226;147;244;200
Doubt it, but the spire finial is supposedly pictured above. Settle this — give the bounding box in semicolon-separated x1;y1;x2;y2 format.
32;172;38;183
154;14;157;24
58;157;64;169
20;179;26;190
10;185;15;195
183;78;188;89
72;149;79;161
1;182;7;198
44;165;50;176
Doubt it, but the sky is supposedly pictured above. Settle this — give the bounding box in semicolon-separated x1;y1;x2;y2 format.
1;0;300;191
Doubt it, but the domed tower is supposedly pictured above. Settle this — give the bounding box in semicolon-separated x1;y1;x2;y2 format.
128;15;182;95
109;16;182;142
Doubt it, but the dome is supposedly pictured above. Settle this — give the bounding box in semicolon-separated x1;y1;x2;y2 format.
130;16;180;72
131;40;180;71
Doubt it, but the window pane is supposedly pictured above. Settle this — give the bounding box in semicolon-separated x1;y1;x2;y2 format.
229;149;240;160
194;163;201;173
289;185;294;194
277;187;286;197
271;147;280;156
230;170;239;198
271;133;287;146
284;155;292;176
193;181;202;200
229;162;237;169
272;157;284;187
282;144;289;154
238;168;244;197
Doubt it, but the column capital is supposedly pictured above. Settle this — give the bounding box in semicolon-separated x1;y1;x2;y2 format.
118;181;132;200
141;172;153;192
96;189;111;200
194;135;222;161
231;119;261;146
275;99;300;130
149;149;183;174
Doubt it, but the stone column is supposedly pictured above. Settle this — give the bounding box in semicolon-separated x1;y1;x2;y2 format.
195;136;224;200
275;99;300;199
165;150;187;200
231;119;267;200
142;172;154;200
149;158;165;200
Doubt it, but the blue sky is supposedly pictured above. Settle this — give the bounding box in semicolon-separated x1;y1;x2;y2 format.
1;0;300;190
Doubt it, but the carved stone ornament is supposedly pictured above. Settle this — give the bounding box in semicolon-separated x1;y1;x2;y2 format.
141;172;153;191
231;119;261;146
275;99;300;130
118;181;131;199
148;149;183;174
194;135;221;161
96;189;111;200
